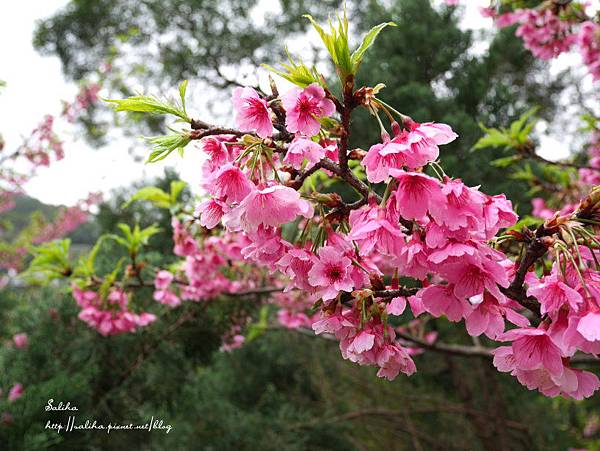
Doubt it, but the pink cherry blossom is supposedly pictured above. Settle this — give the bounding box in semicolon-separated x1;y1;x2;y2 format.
361;139;407;183
348;201;406;257
196;198;229;229
402;121;458;169
282;83;336;136
578;21;600;81
277;309;312;329
376;343;417;380
172;218;198;257
277;247;315;291
232;86;273;138
576;311;600;342
154;270;174;290
442;253;509;300
493;346;599;399
284;137;326;169
220;334;245;352
429;178;485;232
386;297;407;316
241;226;291;271
512;9;576;60
153;289;181;307
419;284;471;322
224;185;313;232
465;292;529;339
210;163;254;203
499;327;564;376
483;194;518;238
527;273;583;315
390;170;444;220
308;246;354;300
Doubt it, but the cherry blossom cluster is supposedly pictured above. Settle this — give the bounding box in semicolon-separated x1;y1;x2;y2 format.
489;245;600;399
445;1;599;81
72;285;157;336
155;218;275;305
21;115;65;167
0;85;102;276
159;78;600;398
490;2;599;80
62;83;102;123
496;8;577;60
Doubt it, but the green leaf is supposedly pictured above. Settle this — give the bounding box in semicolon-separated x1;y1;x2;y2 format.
123;187;171;209
144;133;191;163
507;216;543;231
304;11;353;79
108;223;161;256
99;258;124;300
262;48;321;88
170;180;187;205
491;155;521;168
74;235;110;278
246;305;270;342
351;22;396;71
179;80;188;116
472;126;513;150
474;107;540;152
106;92;190;122
20;239;71;284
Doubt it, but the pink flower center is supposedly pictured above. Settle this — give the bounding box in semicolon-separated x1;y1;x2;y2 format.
325;264;344;282
297;96;320;116
244;97;268;119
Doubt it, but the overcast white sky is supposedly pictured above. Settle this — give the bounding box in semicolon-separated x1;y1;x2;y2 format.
0;0;593;206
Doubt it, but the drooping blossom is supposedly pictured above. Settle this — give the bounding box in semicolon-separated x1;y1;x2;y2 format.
210;163;254;203
493;346;600;399
232;86;273;138
418;284;471;322
577;311;600;342
429;178;485;232
348;201;406;257
390;170;444;220
498;327;564;376
277;247;315;291
497;9;576;60
527;273;583;316
401;121;458;169
464;292;529;339
224;185;313;232
196;198;229;229
73;286;157;336
172;218;198;257
282;83;336;136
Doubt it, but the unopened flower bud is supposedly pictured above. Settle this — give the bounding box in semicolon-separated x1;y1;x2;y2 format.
312;192;343;208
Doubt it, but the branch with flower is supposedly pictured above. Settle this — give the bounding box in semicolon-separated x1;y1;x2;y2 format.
22;8;600;400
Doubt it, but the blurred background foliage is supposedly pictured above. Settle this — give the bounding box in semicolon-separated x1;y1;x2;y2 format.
0;0;596;450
